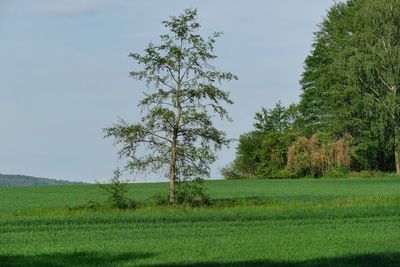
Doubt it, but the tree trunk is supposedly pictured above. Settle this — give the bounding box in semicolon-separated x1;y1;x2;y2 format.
170;52;182;205
169;86;181;205
395;126;400;174
395;151;400;174
169;134;177;205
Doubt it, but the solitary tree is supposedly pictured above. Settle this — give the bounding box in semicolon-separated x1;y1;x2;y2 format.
104;9;237;204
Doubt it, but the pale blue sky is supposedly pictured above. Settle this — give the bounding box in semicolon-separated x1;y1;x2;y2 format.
0;1;337;182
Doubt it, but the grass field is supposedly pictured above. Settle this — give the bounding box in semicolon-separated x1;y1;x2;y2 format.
1;178;400;266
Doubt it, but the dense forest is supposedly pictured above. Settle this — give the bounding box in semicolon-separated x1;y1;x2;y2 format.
223;0;400;179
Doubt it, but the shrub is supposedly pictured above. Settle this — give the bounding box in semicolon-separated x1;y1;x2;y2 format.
254;131;297;178
220;163;241;179
176;179;211;207
149;179;210;207
275;168;296;179
98;168;137;210
86;200;102;211
151;193;169;206
233;132;262;178
323;165;348;178
287;136;313;177
287;133;354;177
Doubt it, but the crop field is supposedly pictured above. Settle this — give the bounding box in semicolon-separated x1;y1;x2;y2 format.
1;178;400;266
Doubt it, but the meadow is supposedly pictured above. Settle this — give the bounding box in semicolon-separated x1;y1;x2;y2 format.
1;177;400;266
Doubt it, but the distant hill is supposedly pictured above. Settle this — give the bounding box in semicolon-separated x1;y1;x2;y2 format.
0;174;84;186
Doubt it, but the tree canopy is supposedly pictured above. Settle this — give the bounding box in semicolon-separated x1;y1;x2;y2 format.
105;9;237;203
300;0;400;173
225;0;400;179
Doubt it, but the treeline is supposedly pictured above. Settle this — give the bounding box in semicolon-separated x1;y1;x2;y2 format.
223;0;400;179
0;174;82;186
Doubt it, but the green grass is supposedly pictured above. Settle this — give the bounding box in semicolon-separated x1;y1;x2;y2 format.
1;177;400;266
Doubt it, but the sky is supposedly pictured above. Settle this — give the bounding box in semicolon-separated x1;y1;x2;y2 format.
0;0;338;183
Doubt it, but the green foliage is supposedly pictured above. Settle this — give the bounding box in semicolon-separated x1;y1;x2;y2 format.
228;0;400;178
299;0;400;172
149;179;211;207
232;132;263;178
98;169;137;210
176;179;210;207
104;8;236;203
223;103;299;179
150;192;170;206
219;163;241;180
254;102;295;132
299;2;357;137
86;200;99;209
255;131;298;178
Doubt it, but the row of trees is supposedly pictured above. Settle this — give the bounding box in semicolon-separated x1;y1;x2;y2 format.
224;0;400;178
222;102;355;179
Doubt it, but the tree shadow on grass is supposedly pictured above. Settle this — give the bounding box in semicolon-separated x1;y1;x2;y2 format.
1;252;399;267
0;251;154;267
150;252;400;267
